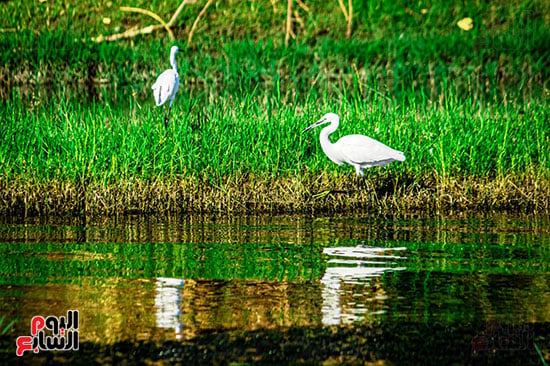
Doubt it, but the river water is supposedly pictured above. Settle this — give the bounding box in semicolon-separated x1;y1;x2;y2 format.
1;213;549;364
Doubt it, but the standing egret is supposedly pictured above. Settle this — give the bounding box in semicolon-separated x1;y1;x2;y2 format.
152;45;180;128
302;112;405;191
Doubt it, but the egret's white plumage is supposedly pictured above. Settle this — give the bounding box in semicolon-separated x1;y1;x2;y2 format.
302;112;405;190
153;69;179;107
152;46;180;127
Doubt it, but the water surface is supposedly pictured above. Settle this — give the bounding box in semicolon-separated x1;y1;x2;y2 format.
1;213;549;364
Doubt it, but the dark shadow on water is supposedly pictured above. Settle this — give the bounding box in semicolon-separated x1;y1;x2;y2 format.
3;322;549;365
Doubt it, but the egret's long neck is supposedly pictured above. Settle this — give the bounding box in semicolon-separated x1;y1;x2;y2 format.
319;121;341;164
170;50;178;72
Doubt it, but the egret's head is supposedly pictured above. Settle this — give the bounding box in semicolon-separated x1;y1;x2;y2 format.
171;46;180;54
301;112;339;133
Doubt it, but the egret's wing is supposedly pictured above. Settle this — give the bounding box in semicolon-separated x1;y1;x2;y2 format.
152;69;176;106
336;134;404;168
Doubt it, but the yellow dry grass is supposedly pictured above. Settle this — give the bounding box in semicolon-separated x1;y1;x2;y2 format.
1;172;548;216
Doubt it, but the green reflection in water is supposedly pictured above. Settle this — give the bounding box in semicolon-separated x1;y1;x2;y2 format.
0;214;549;349
0;242;324;284
2;229;548;287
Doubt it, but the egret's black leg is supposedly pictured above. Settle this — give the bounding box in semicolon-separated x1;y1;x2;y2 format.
362;172;379;208
357;171;373;207
164;105;172;128
361;174;371;192
356;171;370;192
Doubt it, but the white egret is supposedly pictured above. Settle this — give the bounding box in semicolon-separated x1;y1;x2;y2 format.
302;112;406;191
152;45;180;128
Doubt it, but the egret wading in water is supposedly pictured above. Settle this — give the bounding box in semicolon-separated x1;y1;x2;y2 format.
302;113;406;191
152;46;180;128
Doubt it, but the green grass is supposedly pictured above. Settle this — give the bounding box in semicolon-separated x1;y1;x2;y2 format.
535;343;548;366
2;0;549;103
2;88;548;182
0;315;15;336
0;0;549;213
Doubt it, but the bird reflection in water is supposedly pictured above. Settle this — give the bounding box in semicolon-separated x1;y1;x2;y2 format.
155;277;185;340
321;245;406;325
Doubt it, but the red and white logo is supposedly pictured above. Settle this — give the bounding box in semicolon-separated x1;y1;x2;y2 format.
16;310;79;356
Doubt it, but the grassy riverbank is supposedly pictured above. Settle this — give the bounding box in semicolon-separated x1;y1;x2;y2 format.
1;0;549;214
1;93;549;214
